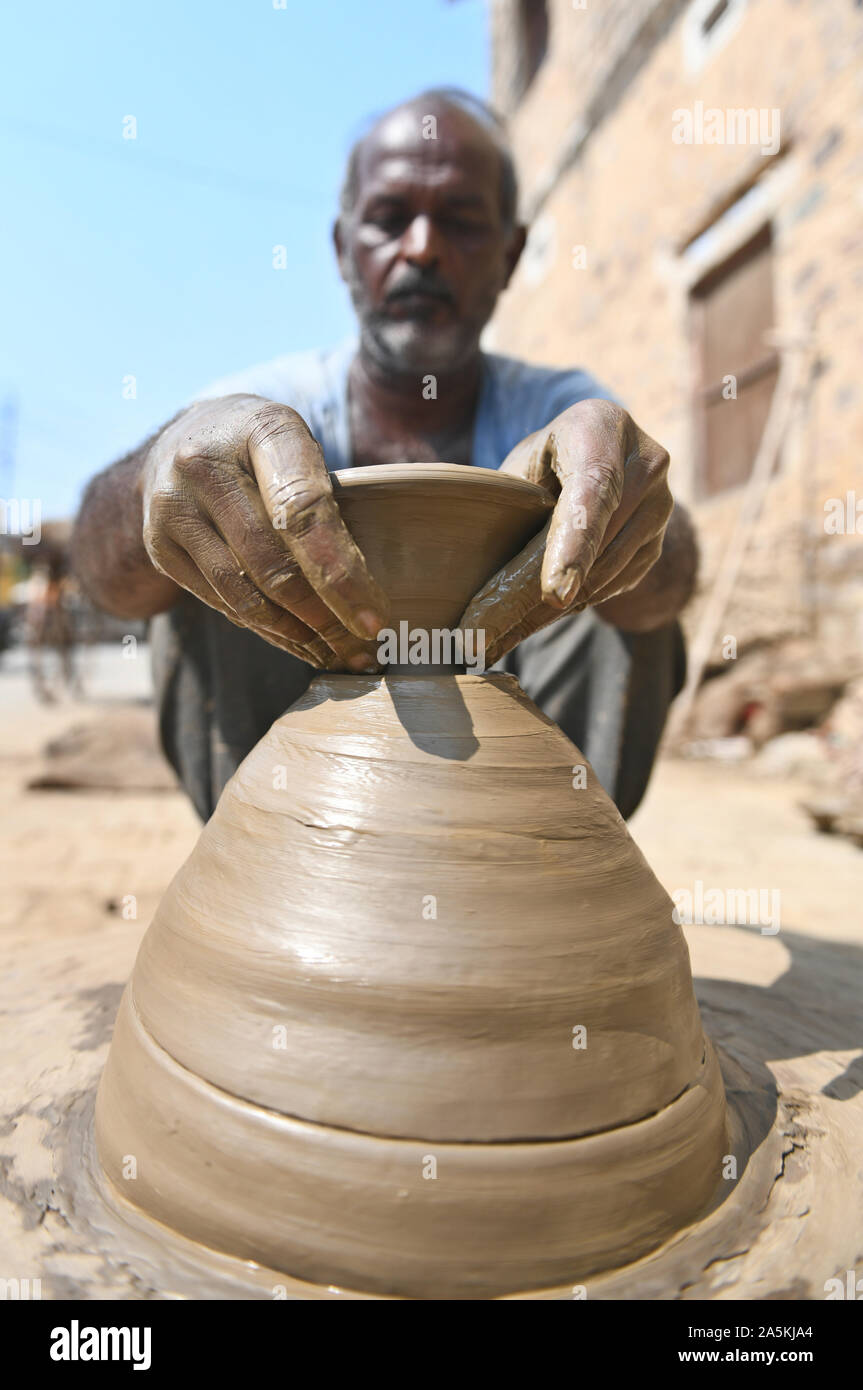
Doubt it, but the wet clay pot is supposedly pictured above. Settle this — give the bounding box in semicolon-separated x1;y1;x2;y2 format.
95;463;728;1299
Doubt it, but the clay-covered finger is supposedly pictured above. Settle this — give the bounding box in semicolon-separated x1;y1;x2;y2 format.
575;497;668;603
191;532;327;651
247;415;389;641
475;597;588;668
202;472;380;671
586;538;664;607
481;536;662;664
457;524;548;650
153;537;330;664
540;465;623;610
158;530;333;666
520;407;628;606
498;428;557;490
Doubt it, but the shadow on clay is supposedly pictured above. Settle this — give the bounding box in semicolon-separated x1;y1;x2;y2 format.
274;671;480;757
387;675;479;759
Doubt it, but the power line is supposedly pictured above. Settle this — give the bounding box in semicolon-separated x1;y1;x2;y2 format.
0;111;332;205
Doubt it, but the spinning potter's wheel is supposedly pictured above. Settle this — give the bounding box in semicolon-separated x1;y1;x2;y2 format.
95;463;728;1299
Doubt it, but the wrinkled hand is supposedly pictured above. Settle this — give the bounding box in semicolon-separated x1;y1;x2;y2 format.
141;394;388;669
459;399;673;666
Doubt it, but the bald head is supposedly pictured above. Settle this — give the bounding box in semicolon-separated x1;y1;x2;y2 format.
334;89;526;375
340;89;519;230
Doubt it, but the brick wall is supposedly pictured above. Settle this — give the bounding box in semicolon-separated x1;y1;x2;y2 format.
488;0;863;660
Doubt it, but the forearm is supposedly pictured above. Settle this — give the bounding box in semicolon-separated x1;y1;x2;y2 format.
594;501;698;633
71;418;185;619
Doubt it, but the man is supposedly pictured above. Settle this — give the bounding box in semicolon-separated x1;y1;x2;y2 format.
73;88;696;822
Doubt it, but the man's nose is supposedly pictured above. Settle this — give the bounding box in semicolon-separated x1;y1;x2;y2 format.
401;214;440;266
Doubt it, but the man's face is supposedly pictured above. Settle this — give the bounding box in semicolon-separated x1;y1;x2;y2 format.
335;105;525;375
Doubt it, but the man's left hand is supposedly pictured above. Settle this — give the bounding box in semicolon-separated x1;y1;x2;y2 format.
459;399;674;665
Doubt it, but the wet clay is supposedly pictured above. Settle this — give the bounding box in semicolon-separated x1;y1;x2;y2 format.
331;462;555;635
95;464;728;1298
126;673;710;1141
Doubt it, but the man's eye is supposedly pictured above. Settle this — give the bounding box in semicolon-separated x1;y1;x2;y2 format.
447;218;489;235
367;211;407;233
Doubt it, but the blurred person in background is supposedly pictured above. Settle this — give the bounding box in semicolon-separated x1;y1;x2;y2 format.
27;543;79;703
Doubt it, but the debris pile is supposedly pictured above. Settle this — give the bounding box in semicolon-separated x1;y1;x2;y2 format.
672;638;863;849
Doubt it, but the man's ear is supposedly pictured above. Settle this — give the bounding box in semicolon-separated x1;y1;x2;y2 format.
503;223;528;288
332;219;348;284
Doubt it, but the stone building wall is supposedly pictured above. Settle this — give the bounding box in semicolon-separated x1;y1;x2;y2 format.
487;0;863;662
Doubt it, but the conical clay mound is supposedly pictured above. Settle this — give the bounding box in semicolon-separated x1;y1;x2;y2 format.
96;465;728;1299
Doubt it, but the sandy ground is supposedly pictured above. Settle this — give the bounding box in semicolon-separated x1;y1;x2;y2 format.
0;643;199;936
0;641;860;1299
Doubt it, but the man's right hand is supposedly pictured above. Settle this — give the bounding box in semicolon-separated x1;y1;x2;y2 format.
140;394;388;670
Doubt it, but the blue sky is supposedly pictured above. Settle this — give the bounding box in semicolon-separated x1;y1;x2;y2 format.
1;0;488;519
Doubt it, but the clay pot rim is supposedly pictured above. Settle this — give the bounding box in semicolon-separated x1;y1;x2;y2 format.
332;461;554;513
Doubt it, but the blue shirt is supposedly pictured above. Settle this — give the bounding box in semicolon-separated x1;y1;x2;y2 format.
195;337;618;472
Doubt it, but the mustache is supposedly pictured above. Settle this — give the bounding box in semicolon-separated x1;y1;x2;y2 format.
384;273;455;306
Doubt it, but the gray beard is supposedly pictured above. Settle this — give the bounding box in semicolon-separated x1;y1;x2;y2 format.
361;314;479;376
344;261;481;376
